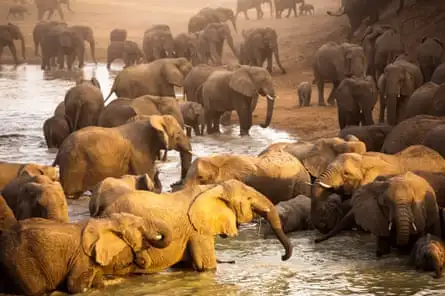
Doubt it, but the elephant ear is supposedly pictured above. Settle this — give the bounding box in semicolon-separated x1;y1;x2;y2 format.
302;139;337;178
162;61;184;87
333;139;367;154
229;69;256;97
401;70;415;97
148;115;169;149
136;174;155;191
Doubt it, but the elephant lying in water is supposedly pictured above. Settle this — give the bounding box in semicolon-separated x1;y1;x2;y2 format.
0;161;58;191
410;234;445;278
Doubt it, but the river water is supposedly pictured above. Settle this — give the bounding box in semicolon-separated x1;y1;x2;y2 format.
0;64;444;296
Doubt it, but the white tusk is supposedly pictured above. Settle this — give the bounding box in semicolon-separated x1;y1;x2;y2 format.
317;182;332;189
188;150;199;157
184;124;193;129
154;234;163;240
266;94;275;101
388;222;392;231
412;222;417;232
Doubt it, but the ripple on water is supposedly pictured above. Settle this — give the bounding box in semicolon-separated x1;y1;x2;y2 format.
0;64;444;295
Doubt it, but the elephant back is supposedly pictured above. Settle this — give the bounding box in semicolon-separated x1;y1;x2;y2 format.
98;99;136;128
397;145;445;173
422;125;445;160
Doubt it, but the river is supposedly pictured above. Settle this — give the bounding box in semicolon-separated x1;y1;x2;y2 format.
0;63;444;296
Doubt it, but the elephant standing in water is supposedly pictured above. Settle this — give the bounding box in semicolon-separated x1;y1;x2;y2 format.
0;162;58;191
188;7;237;33
43;115;71;149
236;0;273;20
107;40;143;69
179;101;205;136
32;21;67;56
143;25;175;62
416;37;445;82
109;28;127;42
173;33;200;65
0;23;26;65
196;23;238;66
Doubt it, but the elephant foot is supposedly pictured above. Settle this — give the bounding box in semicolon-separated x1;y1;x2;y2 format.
239;131;250;137
318;102;327;107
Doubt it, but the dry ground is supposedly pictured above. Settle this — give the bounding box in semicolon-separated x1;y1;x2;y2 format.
1;0;444;141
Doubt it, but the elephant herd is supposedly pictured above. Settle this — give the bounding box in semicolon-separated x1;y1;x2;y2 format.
235;0;315;20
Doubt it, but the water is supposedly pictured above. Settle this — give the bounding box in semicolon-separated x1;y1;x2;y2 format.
0;64;444;296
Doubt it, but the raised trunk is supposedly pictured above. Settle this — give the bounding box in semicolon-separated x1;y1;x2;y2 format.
260;95;274;128
396;206;411;246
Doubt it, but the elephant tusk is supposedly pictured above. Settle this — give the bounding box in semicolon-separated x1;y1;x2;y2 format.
412;222;417;232
388;222;392;231
266;94;275;101
154;234;163;240
317;182;332;189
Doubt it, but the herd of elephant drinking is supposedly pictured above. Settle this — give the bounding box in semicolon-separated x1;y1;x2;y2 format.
3;0;445;295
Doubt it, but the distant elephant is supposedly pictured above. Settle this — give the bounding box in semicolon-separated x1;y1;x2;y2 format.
54;115;192;198
109;28;127;42
338;124;393;152
432;63;445;84
107;40;143;69
379;58;424;125
179;101;205;136
68;25;97;67
198;65;275;136
7;4;30;20
236;0;273;20
0;212;172;295
0;23;26;65
64;77;104;131
410;234;445;278
313;42;366;106
299;3;314;15
105;58;193;101
196;22;238;66
188;7;237;33
0;161;58;191
32;21;67;56
94;179;292;273
43;115;71;149
402;82;440;120
423;124;445;159
173;33;200;65
35;0;64;20
274;0;303;18
239;27;286;74
297;81;311;107
335;75;377;129
1;175;68;222
416;37;445;82
142;25;175;62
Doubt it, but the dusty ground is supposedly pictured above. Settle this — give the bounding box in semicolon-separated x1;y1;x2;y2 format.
1;0;444;140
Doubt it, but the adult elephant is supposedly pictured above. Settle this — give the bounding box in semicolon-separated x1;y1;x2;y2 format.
236;0;273;20
32;21;66;56
338;124;393;152
416;37;445;82
173;33;200;65
107;40;143;69
274;0;303;18
379;57;424;125
431;63;445;84
334;76;377;129
0;23;26;65
142;25;175;62
69;25;97;67
423;124;445;159
239;27;286;74
188;7;237;33
105;58;193;101
402;82;440;120
35;0;65;20
109;28;127;42
94;179;292;272
196;23;238;66
53;115;192;198
39;23;69;70
313;42;366;106
43;115;71;149
0;162;58;192
198;66;275;136
64;78;104;131
0;213;172;295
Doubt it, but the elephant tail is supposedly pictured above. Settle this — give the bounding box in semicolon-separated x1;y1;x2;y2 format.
72;101;83;132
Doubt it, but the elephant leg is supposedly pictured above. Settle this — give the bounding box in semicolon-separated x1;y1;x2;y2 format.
7;44;19;65
376;236;391;258
188;234;217;271
243;10;249;20
47;9;54;20
326;81;339;106
192;124;200;136
337;108;346;129
286;8;291;18
362;109;374;126
212;113;221;134
77;46;85;68
56;6;64;20
37;8;44;20
379;95;386;123
266;53;273;74
205;111;215;134
67;53;76;70
0;46;4;65
235;102;251;136
387;96;398;125
186;126;192;137
58;53;64;70
316;80;326;106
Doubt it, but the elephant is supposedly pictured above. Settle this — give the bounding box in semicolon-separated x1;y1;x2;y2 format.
43;115;71;149
89;174;158;217
53;115;192;198
68;25;97;67
432;63;445;84
381;115;445;154
196;22;238;66
188;7;237;33
416;37;445;82
0;161;58;191
334;75;378;129
110;28;127;42
93;179;293;272
35;0;65;20
64;77;104;131
0;212;173;295
0;23;26;65
299;3;315;15
105;58;193;101
236;0;273;20
142;25;175;62
0;195;15;232
97;98;136;127
423;124;445;159
7;4;30;20
313;42;366;106
274;0;303;18
410;234;445;278
179;101;205;136
1;175;68;222
338;124;393;152
32;21;67;56
173;33;200;65
378;58;424;125
54;101;66;117
198;65;275;136
402;82;440;120
107;40;143;69
239;27;286;74
297;81;312;107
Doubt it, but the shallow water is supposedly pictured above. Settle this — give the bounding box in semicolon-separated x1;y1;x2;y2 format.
0;64;444;296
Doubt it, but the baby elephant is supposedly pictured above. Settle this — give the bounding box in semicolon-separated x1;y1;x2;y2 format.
297;81;312;107
43;115;71;149
299;3;314;16
179;101;205;136
107;40;144;69
410;234;445;278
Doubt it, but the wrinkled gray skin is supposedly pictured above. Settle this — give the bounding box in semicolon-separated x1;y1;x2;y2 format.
297;81;311;107
107;40;144;69
274;0;304;18
416;37;445;82
432;63;445;85
179;101;205;136
173;33;201;65
188;7;237;33
143;25;175;62
423;124;445;159
236;0;273;20
110;28;127;42
338;124;393;152
64;78;104;131
402;82;440;120
313;42;366;106
381;115;445;154
410;234;445;278
43;115;71;149
0;23;26;65
32;20;67;56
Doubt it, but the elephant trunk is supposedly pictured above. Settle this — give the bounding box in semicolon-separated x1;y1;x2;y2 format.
230;16;237;32
88;38;97;64
226;35;238;59
179;149;193;180
144;219;173;249
260;95;275;128
17;30;26;60
395;206;411;246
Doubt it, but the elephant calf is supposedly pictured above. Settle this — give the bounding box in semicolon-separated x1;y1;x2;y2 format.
43;115;71;149
179;101;205;136
297;81;311;107
107;40;143;69
0;161;58;191
410;234;445;278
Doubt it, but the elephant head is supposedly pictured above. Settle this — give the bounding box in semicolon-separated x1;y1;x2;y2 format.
214;7;237;32
75;26;96;64
4;23;26;60
203;23;238;64
18;163;58;181
110;28;127;42
132;95;185;127
161;58;193;88
188;179;292;260
341;43;366;78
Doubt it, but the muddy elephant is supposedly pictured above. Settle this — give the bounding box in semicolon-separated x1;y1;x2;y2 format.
423;124;445;159
54;115;192;198
416;37;445;82
410;234;445;278
239;27;286;74
1;175;68;222
236;0;273;20
297;81;311;107
379;57;424;125
188;7;237;33
0;162;58;191
107;40;143;69
180;101;205;136
93;179;292;273
0;23;26;65
432;63;445;85
198;65;275;136
338;124;393;152
43;115;71;149
274;0;303;18
313;42;366;106
105;58;193;101
0;212;172;295
32;21;67;56
109;28;127;42
64;77;104;131
402;82;440;120
142;25;175;62
196;22;238;66
173;33;200;65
